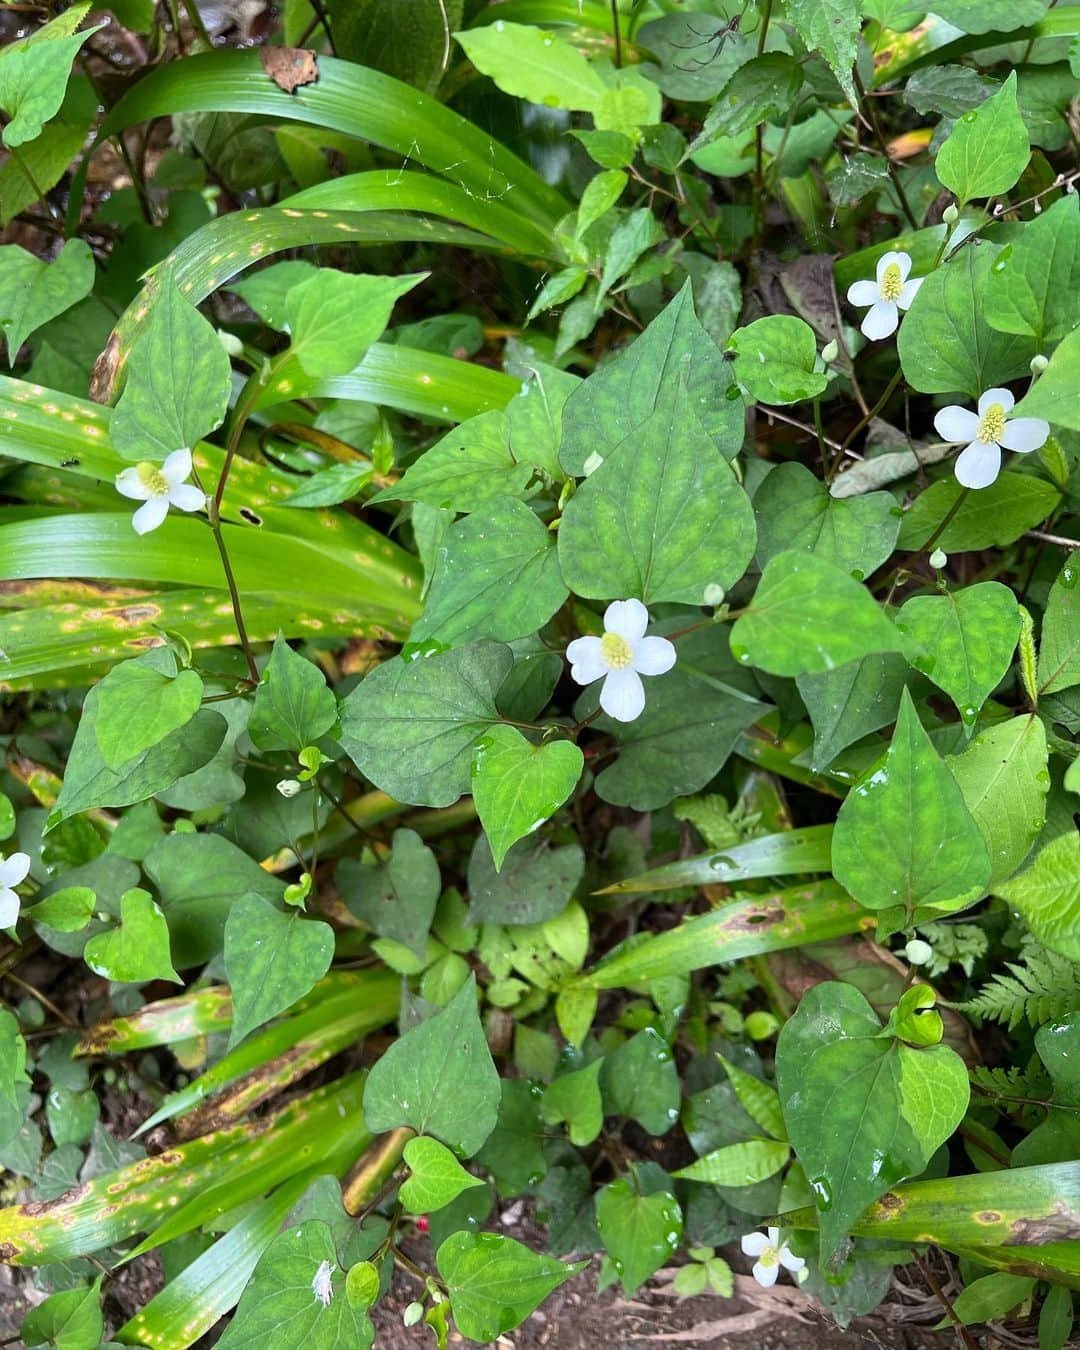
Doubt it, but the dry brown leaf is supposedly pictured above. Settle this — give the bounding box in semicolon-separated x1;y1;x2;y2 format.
259;46;319;93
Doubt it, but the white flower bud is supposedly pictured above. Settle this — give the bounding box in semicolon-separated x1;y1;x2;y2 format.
403;1302;424;1327
942;203;959;225
703;583;726;607
1030;354;1049;376
582;451;604;477
217;329;244;357
276;778;302;799
905;938;933;965
820;340;839;364
929;548;947;569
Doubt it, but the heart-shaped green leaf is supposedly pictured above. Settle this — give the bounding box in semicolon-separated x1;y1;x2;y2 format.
400;1136;485;1215
83;888;180;985
831;689;990;915
471;726;582;869
223;894;334;1047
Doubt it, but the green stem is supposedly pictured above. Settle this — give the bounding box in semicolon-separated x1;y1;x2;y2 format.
812;397;829;478
204;500;260;683
854;69;917;230
829;366;904;478
923;486;970;555
610;0;623;67
751;0;774;251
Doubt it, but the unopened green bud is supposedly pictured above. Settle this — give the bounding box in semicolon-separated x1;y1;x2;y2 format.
942;203;959;225
929;548;947;570
820;339;839;364
1030;353;1049;376
403;1302;424;1327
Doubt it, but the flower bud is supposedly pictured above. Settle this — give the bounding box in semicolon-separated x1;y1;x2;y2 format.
403;1302;424;1327
1030;353;1049;376
904;938;933;965
929;548;947;570
582;451;604;477
217;329;243;357
942;203;959;225
276;778;302;799
703;582;726;608
820;339;839;364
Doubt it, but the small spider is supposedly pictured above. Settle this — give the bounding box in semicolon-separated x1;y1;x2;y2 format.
671;1;752;71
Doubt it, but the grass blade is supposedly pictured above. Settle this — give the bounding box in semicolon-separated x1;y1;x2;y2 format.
580;881;868;988
595;825;835;894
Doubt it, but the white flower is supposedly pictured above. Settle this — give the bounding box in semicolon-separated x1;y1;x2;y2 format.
740;1227;806;1288
115;448;207;535
276;779;302;799
933;388;1050;489
846;250;923;340
0;851;31;928
566;599;676;723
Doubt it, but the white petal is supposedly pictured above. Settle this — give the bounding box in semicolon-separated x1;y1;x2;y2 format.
978;387;1014;416
566;636;606;685
740;1232;771;1257
846;279;879;307
162;447;193;484
752;1260;779;1288
0;852;30;886
631;635;676;677
132;496;170;535
876;249;911;283
603;598;649;643
933;405;980;443
954;440;1001;489
860;301;899;341
599;668;645;723
778;1245;806;1273
0;887;18;927
896;276;923;309
168;483;207;513
115;467;152;502
766;1227;780;1246
999;417;1050;453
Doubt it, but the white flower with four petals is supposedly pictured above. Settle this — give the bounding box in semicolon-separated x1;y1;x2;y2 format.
740;1227;806;1288
934;387;1050;489
846;250;923;340
566;599;676;723
0;851;31;928
115;448;207;535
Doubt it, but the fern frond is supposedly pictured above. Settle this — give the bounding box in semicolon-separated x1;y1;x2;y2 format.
969;1058;1051;1103
956;943;1080;1030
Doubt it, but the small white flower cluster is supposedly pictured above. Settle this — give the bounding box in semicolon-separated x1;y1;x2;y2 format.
0;850;30;928
740;1227;806;1288
115;448;206;534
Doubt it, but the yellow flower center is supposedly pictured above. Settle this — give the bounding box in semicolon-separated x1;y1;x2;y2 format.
136;461;169;495
976;402;1006;445
879;262;903;302
758;1245;779;1269
601;631;633;670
